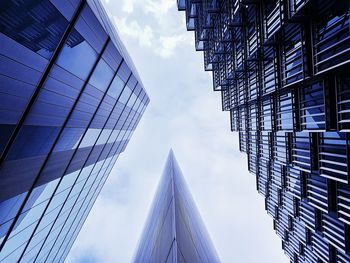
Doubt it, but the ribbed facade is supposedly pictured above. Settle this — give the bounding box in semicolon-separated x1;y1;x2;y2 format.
0;0;149;262
133;150;220;263
177;0;350;262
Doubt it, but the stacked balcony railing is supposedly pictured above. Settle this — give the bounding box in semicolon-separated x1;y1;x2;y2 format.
178;0;350;261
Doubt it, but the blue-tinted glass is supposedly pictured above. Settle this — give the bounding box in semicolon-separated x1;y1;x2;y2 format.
118;86;132;105
50;0;80;20
0;0;69;60
6;126;59;161
89;58;114;92
79;129;101;148
0;192;27;239
108;75;125;99
76;5;108;54
0;0;149;261
56;30;97;80
0;125;14;155
54;128;85;152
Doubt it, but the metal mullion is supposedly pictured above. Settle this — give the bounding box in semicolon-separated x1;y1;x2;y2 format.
56;148;120;263
56;165;112;262
13;44;111;253
45;76;140;262
53;162;113;263
33;70;132;262
57;93;146;261
0;0;86;165
18;38;126;261
0;0;89;252
50;86;145;263
41;154;115;259
57;106;145;262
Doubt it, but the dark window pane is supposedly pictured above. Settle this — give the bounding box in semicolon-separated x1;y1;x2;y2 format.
7;126;60;160
0;0;70;60
0;124;15;155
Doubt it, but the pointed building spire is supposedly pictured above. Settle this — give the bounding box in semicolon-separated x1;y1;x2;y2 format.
133;150;221;263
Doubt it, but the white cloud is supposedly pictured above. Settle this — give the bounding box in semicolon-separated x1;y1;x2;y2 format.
122;1;134;14
158;34;189;58
145;0;175;18
113;16;191;59
114;17;154;47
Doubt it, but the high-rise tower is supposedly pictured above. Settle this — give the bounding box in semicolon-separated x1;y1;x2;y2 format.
0;0;149;262
177;0;350;262
133;150;220;263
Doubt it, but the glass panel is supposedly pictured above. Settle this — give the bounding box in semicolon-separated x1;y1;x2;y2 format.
0;0;70;60
89;58;114;92
56;32;97;80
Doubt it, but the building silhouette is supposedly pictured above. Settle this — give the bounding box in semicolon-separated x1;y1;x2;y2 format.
0;0;148;262
133;150;220;263
177;0;350;262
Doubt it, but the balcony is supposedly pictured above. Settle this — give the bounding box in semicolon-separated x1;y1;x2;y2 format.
337;184;350;226
264;0;284;41
300;81;326;131
286;166;302;199
246;4;261;59
337;73;350;131
289;0;309;17
271;162;284;188
299;201;316;231
248;132;258;174
262;46;278;95
311;233;330;263
257;159;270;197
248;103;258;131
276;92;295;131
322;213;347;254
267;183;280;217
282;24;306;87
247;67;260;102
239;131;248;153
260;97;273;131
307;174;328;213
259;132;271;162
291;132;312;173
319;132;348;184
230;107;239;132
314;11;350;74
273;132;288;165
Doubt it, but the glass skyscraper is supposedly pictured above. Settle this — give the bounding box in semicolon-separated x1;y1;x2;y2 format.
133;150;220;263
0;0;149;262
178;0;350;262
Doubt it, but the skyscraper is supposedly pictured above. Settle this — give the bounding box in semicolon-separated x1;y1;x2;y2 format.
0;0;149;262
133;150;220;263
177;0;350;262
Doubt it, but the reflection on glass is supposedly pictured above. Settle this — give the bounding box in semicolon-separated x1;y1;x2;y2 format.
89;59;114;92
118;87;132;105
0;0;69;60
108;75;125;99
56;33;97;80
6;126;60;161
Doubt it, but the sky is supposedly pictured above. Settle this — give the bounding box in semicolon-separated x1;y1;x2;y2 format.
67;0;289;262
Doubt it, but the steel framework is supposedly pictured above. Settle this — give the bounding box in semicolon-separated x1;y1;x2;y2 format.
178;0;350;262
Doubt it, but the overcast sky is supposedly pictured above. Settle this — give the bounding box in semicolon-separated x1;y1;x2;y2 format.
67;1;289;262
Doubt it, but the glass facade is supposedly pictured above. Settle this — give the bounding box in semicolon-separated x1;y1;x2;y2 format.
178;1;350;262
133;150;220;263
0;0;149;262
